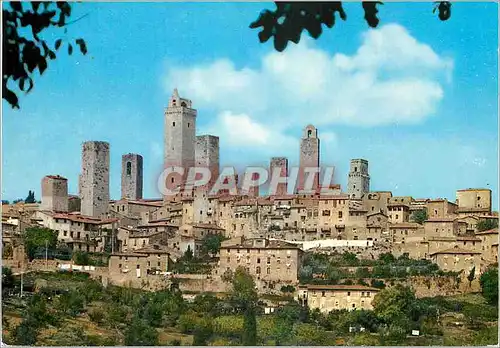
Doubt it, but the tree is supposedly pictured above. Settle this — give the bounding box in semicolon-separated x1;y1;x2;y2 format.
477;219;498;232
124;317;159;346
411;209;428;224
2;200;9;204
24;190;36;203
2;266;15;290
12;198;23;204
372;284;418;331
479;266;498;305
3;2;88;109
378;252;395;264
184;245;194;260
249;2;452;52
200;234;227;256
467;266;476;287
230;267;259;345
22;227;58;260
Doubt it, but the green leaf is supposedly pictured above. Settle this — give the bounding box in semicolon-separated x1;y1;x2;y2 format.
39;58;48;75
55;39;62;50
68;43;73;55
75;38;87;55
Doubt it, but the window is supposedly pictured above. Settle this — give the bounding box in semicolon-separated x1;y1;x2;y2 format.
118;264;122;268
158;262;160;267
126;161;132;175
136;265;140;269
267;257;271;264
227;257;230;263
172;122;175;127
266;267;270;274
257;258;261;264
347;291;351;296
256;266;261;274
188;122;190;128
352;304;355;308
322;291;325;297
367;292;371;297
361;292;365;296
338;211;343;218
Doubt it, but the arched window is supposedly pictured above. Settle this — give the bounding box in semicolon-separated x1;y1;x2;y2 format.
307;130;312;138
181;101;187;107
126;161;132;175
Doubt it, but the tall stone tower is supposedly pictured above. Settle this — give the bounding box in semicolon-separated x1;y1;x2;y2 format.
80;141;110;218
164;89;197;193
195;135;219;192
298;125;320;194
347;159;370;199
41;175;68;212
121;153;143;200
270;157;288;196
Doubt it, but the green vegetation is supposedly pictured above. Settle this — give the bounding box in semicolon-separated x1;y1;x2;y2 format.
171;247;213;274
24;190;36;203
200;233;228;256
480;266;498;305
22;227;58;261
477;219;498;232
411;209;428;224
2;268;497;346
299;251;455;285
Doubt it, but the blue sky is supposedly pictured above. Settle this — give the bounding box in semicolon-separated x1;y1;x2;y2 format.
2;2;498;209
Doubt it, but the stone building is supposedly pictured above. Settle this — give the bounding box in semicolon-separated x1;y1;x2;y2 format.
430;247;481;274
41;175;69;212
426;199;458;219
108;244;171;278
121;154;143;200
298;125;320;194
456;188;492;216
297;284;380;313
164;89;196;194
217;237;303;287
476;228;499;264
347;159;370;199
35;210;118;252
424;218;467;238
270;157;289;196
80;141;110;218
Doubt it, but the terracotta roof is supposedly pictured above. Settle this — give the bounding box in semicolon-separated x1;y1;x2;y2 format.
367;212;388;218
389;223;419;229
134;245;171;255
221;238;301;250
430;248;481;255
52;213;118;225
475;229;499;235
299;284;380;291
191;223;224;230
428;236;480;242
425;218;458;222
137;221;178;228
128;200;163;207
110;252;147;257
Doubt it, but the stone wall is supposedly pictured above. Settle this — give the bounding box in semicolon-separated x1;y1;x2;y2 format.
121;154;143;200
80;141;110;217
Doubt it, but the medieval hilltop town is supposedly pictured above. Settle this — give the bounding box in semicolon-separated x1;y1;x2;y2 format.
2;89;499;315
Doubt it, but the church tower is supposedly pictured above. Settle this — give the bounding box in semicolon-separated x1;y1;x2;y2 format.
164;89;197;193
297;125;320;194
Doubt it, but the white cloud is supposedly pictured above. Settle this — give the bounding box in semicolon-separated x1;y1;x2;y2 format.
165;23;453;132
201;111;296;150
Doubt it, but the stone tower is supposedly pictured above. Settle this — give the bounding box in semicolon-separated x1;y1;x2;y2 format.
195;135;219;192
80;141;110;218
121;153;143;200
270;157;288;196
298;125;320;194
347;159;370;199
164;89;197;193
41;175;68;212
